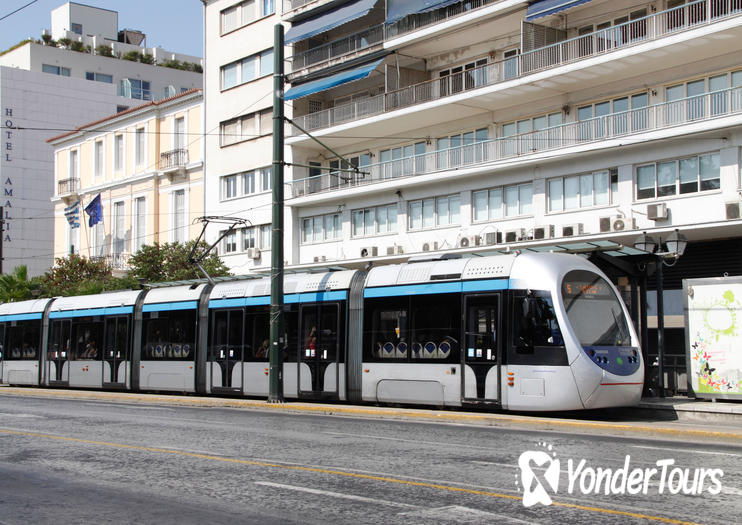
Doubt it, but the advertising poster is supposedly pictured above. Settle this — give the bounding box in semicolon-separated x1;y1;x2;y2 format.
684;277;742;400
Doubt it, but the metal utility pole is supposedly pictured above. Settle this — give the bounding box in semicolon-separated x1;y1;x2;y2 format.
268;23;285;403
0;206;3;274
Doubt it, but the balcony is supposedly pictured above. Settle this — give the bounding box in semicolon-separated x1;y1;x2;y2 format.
159;148;189;175
287;0;505;75
57;177;80;200
290;86;742;197
289;0;742;137
91;252;130;271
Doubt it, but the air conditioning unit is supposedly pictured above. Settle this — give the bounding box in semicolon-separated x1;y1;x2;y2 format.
485;231;502;245
561;223;583;237
600;216;636;232
386;245;404;255
422;241;439;252
313;255;327;263
532;225;555;240
725;201;741;220
458;237;470;248
504;228;525;243
471;235;482;246
360;246;378;258
247;247;261;259
647;202;668;221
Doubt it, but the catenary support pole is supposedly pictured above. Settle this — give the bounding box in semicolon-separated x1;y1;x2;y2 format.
268;23;285;403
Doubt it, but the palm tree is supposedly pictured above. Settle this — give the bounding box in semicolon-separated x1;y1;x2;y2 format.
0;265;35;303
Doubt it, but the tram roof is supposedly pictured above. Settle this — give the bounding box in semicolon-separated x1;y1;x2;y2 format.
0;297;53;315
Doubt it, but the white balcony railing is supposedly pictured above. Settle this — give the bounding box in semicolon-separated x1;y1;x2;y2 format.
290;0;742;135
290;86;742;196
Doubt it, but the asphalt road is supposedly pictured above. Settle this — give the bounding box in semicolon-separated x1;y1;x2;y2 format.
0;393;740;524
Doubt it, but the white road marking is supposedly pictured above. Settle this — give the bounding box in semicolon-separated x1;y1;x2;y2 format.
254;481;418;508
721;486;742;496
322;431;493;450
400;505;534;524
0;413;43;418
631;445;742;457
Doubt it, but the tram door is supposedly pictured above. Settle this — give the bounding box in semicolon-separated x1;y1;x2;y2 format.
48;319;71;385
462;294;501;402
103;316;129;387
298;303;340;399
0;324;4;383
210;309;243;392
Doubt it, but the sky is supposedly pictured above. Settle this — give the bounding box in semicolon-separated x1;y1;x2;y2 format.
0;0;204;58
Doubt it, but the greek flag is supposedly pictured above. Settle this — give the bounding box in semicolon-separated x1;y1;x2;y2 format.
64;201;80;229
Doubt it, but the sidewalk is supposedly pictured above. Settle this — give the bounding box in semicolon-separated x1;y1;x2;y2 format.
1;386;741;445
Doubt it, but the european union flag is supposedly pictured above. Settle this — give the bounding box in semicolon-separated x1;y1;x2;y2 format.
84;194;103;227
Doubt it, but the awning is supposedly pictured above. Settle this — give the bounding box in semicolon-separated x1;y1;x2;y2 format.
284;58;384;100
386;0;462;23
285;0;378;44
526;0;594;21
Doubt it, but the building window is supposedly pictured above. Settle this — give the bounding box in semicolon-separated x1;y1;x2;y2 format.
472;183;532;221
134;197;146;251
302;213;341;243
548;169;617;212
42;64;70;76
135;127;145;166
244;171;257;194
113;202;126;255
69;149;79;179
221;4;239;33
502;113;562;155
114;134;123;171
71;23;82;34
221;0;264;34
352;205;397;237
409;194;460;230
223;175;238;199
120;78;152;100
93;222;106;257
173;190;186;244
260;224;271;249
435;128;489;169
222;230;237;253
85;71;113;83
577;93;648;139
220;48;274;90
174;117;185;150
261;167;271;191
220;109;271;146
94;140;104;178
262;0;274;16
243;226;256;250
636;153;720;200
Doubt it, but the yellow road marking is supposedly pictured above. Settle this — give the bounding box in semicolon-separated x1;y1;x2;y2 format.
1;387;741;442
0;428;699;525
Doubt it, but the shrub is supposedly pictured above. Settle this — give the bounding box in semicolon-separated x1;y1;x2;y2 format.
122;50;140;61
96;44;113;57
139;53;154;65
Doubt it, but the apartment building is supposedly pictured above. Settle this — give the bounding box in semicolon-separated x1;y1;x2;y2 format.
0;2;202;276
47;89;204;269
205;0;742;391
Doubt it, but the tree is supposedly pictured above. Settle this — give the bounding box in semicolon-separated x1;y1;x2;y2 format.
39;254;137;297
128;241;231;284
0;265;40;303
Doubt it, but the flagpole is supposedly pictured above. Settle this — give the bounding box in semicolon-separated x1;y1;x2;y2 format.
81;195;90;258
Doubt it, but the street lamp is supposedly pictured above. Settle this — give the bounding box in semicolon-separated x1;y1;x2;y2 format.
633;229;688;397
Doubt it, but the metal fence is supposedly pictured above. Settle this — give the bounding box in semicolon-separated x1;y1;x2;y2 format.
289;24;384;71
290;0;742;135
159;148;189;170
290;86;742;196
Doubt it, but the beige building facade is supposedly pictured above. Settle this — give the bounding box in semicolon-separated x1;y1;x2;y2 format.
48;89;204;270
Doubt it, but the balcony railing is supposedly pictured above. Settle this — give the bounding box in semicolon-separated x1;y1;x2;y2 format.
57;177;79;196
290;0;742;135
290;86;742;196
91;252;130;270
159;148;189;170
289;24;385;71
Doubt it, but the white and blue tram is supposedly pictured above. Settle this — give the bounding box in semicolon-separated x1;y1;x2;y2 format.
0;252;643;411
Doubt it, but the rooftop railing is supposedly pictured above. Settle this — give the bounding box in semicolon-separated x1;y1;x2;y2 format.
290;86;742;196
290;0;742;135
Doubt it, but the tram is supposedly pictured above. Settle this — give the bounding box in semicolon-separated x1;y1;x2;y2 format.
0;252;643;411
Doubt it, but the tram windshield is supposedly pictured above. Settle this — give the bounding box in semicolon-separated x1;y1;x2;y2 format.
561;270;631;347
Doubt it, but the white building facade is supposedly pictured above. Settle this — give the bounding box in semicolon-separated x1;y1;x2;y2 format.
204;0;742;393
0;2;202;276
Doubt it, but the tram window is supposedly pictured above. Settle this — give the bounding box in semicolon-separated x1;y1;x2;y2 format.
410;295;459;362
71;320;104;360
209;309;244;362
510;291;567;366
143;310;197;360
284;308;299;362
6;321;40;360
561;270;631;346
246;308;270;361
364;297;408;361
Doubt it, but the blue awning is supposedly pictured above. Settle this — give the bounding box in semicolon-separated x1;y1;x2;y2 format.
285;0;379;44
526;0;594;21
386;0;462;24
284;59;384;100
